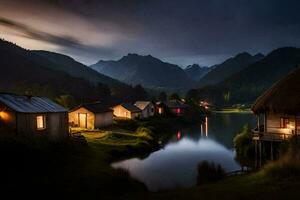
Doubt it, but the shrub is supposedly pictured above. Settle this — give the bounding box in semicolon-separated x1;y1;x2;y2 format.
233;124;255;158
135;126;154;141
197;161;226;185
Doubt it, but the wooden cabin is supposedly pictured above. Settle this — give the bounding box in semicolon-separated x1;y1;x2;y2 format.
166;100;189;116
252;67;300;142
113;103;142;119
0;93;68;139
69;102;113;129
134;101;155;118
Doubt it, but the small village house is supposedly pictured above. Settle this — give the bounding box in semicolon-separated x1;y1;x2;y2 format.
167;100;189;116
155;101;167;115
134;101;155;118
113;103;142;119
252;67;300;142
0;93;68;138
69;102;113;129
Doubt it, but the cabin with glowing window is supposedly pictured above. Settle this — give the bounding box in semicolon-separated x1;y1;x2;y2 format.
134;101;155;118
155;101;167;115
166;100;189;116
69;102;113;129
0;93;68;138
252;67;300;142
113;103;142;119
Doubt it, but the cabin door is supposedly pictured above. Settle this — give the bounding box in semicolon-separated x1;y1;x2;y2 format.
78;113;87;128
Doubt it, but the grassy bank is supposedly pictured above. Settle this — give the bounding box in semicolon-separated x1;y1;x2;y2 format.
0;115;200;198
2;117;300;199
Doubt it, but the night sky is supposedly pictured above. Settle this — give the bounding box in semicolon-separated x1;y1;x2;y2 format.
1;0;300;67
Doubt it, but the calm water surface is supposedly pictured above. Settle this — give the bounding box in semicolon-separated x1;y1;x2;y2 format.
111;113;255;191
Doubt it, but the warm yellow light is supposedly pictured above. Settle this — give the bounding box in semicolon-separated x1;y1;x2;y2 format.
36;115;46;130
0;111;10;121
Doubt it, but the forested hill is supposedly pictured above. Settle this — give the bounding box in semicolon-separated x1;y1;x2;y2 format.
193;47;300;106
0;39;147;107
197;52;264;87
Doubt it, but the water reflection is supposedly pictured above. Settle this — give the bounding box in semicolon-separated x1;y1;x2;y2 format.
111;113;256;191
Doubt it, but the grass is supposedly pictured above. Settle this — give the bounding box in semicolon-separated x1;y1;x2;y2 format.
3;116;300;199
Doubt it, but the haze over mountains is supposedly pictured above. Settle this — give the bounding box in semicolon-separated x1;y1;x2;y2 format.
90;53;194;90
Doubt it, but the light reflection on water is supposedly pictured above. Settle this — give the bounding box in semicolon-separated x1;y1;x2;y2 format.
111;113;255;191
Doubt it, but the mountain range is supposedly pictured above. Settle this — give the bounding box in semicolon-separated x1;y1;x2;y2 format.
194;47;300;106
184;64;210;81
197;52;264;87
0;39;144;106
90;53;194;90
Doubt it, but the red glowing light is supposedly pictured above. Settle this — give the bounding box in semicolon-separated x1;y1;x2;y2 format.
177;131;181;140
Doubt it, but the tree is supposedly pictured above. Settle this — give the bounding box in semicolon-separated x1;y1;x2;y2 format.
186;89;199;103
158;91;167;102
169;93;180;100
55;95;76;109
134;84;147;100
96;83;111;103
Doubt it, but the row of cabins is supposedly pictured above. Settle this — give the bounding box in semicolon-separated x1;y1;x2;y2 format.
0;93;188;138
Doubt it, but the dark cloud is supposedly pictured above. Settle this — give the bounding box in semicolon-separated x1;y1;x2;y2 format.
0;16;117;61
0;17;81;47
1;0;300;66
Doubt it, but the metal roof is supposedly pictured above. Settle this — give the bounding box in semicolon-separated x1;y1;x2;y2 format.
0;93;67;113
117;103;141;113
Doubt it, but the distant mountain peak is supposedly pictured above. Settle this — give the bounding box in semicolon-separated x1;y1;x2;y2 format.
90;53;194;89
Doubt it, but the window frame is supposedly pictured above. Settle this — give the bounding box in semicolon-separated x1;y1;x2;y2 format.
280;117;289;128
36;115;46;130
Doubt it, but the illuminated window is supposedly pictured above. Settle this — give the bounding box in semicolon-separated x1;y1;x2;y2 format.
158;108;163;114
280;117;289;128
37;115;46;130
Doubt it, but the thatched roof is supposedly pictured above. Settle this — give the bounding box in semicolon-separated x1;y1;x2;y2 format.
252;66;300;114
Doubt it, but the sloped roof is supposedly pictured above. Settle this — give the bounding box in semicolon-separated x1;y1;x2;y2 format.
0;93;67;113
166;100;189;109
71;102;112;113
118;103;141;113
252;66;300;114
134;101;153;110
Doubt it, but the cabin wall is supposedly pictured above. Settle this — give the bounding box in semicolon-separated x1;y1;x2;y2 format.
141;104;155;118
130;112;141;119
95;112;113;128
0;109;16;132
16;112;68;138
47;113;69;138
69;107;95;129
113;105;131;119
266;112;296;135
169;108;185;116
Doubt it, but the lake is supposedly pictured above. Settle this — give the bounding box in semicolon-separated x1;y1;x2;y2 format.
111;113;256;191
